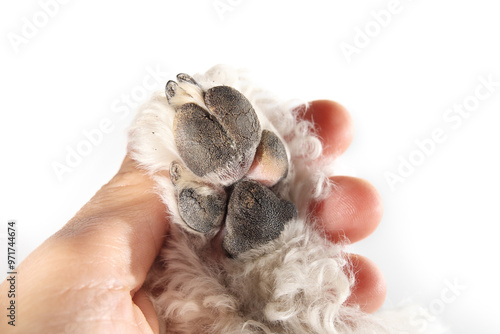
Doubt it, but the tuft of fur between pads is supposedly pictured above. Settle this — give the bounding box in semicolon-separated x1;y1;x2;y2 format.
128;65;446;334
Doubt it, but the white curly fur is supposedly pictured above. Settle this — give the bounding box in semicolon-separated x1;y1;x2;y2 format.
128;65;442;333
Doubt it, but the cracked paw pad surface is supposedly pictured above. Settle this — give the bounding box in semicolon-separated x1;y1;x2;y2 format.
166;73;295;257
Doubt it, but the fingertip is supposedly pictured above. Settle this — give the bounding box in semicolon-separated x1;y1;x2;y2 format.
311;176;384;243
346;254;387;313
301;100;354;158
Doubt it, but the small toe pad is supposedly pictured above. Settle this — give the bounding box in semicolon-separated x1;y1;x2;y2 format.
170;161;226;233
178;187;226;233
247;130;289;187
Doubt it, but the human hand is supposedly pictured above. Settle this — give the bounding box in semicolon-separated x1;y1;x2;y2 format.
0;100;385;333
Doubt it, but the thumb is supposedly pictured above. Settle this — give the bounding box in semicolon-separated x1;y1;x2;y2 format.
50;155;170;287
0;156;170;333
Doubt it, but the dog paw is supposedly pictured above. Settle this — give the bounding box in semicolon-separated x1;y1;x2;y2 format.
165;73;295;255
130;67;401;334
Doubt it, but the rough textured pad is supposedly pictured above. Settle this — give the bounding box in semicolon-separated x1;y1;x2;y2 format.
170;161;226;233
173;102;239;178
177;188;226;233
204;86;261;155
223;180;297;257
204;86;262;175
171;84;262;184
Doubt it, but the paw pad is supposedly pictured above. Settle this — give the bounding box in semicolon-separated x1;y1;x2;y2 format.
170;161;226;233
166;73;296;257
223;180;297;256
170;74;261;185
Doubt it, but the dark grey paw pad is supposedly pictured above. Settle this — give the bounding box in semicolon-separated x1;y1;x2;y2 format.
203;86;262;163
222;180;297;257
173;102;239;178
167;75;262;185
177;188;226;233
170;161;226;233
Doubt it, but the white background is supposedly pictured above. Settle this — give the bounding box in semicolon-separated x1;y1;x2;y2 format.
1;0;499;333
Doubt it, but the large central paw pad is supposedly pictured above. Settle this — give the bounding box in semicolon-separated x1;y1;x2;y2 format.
167;74;261;185
166;73;296;257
